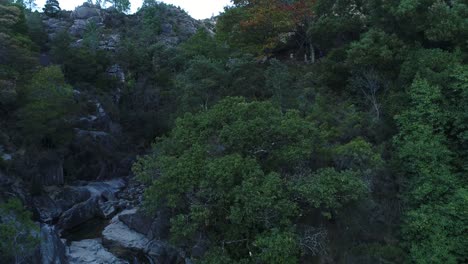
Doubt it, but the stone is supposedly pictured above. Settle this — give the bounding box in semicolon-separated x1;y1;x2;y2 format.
98;200;118;219
73;6;100;20
69;19;88;37
102;210;149;251
161;23;173;34
67;239;128;264
57;197;99;231
146;240;181;264
57;179;125;230
33;195;63;223
107;64;125;82
118;208;153;235
39;224;68;264
103;210;181;264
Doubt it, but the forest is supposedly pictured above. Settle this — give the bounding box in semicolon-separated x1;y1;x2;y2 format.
0;0;467;263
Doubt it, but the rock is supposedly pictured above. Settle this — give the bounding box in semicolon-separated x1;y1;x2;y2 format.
146;240;181;264
73;5;100;20
98;200;118;219
58;197;99;231
57;179;125;230
67;239;128;264
161;23;173;34
39;224;68;264
33;195;63;223
107;64;125;82
102;210;149;251
147;207;171;240
68;19;88;37
118;208;153;235
103;210;181;264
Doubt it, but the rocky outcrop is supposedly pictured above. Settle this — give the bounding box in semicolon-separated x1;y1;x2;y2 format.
57;179;125;230
103;210;180;263
31;179;125;230
39;224;68;264
72;4;101;20
67;239;128;264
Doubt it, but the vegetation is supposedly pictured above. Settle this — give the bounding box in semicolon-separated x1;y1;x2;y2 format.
0;199;39;264
0;0;466;263
42;0;60;17
134;97;373;262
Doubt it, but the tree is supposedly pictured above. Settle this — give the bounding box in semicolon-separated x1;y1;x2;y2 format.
0;198;39;264
218;0;315;55
134;97;368;262
16;66;75;148
107;0;130;13
394;77;467;263
42;0;60;17
25;0;35;10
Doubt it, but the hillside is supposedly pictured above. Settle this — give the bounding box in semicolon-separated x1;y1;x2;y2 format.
0;0;467;264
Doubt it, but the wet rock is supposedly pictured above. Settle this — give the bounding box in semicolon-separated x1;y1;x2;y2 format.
39;224;68;264
98;200;118;219
67;239;128;264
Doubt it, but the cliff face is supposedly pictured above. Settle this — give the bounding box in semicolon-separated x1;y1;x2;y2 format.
43;2;201;49
26;3;203;184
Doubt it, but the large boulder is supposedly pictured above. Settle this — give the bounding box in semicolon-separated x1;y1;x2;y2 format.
72;4;101;20
55;179;125;230
102;210;149;251
118;208;153;236
67;239;127;264
103;210;181;264
57;197;99;231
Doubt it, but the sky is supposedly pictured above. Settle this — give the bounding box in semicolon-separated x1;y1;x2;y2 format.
35;0;232;19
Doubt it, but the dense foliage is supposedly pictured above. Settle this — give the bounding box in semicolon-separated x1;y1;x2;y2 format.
134;97;376;262
0;0;466;263
0;199;39;264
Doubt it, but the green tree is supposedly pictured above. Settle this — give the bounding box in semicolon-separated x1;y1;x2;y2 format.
107;0;130;13
394;77;467;263
16;66;75;148
42;0;60;17
0;198;39;264
134;97;368;262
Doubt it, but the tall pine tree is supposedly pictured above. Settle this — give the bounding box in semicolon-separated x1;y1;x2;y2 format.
43;0;60;17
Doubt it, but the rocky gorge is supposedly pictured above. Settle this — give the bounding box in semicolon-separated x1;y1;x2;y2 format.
0;2;206;263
